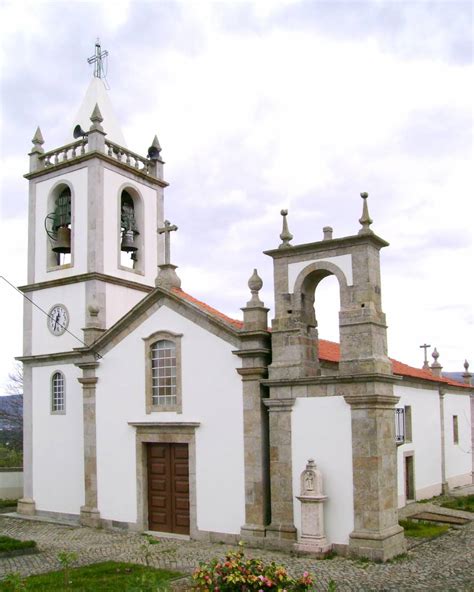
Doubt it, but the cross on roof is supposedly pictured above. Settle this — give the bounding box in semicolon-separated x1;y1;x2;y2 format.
87;39;108;79
157;220;178;265
419;343;431;369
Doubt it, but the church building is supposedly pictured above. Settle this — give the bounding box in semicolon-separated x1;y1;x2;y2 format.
18;49;473;562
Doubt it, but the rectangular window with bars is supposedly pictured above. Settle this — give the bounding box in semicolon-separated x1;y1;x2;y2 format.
51;371;65;413
395;408;405;444
151;340;177;406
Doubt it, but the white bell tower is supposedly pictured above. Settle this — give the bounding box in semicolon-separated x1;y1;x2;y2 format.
18;45;168;520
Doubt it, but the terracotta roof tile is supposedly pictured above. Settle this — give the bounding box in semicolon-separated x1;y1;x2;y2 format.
171;289;470;390
171;288;244;329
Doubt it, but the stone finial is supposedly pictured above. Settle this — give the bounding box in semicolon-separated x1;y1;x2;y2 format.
358;192;374;236
323;226;333;241
31;127;45;152
247;269;263;306
431;347;443;377
420;343;431;370
151;134;161;153
279;209;293;248
462;360;472;386
89;103;104;132
88;304;99;317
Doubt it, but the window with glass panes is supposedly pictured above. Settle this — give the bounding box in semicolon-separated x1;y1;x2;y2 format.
52;371;65;412
151;340;177;406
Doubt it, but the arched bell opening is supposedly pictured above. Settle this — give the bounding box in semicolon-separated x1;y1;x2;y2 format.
292;262;350;376
119;187;143;271
45;183;73;268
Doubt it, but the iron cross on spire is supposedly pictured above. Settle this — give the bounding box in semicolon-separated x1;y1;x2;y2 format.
87;39;109;79
157;220;178;265
420;343;431;370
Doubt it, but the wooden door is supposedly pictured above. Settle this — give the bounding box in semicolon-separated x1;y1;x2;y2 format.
147;443;190;534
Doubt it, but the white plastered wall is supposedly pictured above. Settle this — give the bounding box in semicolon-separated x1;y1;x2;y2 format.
31;283;85;355
444;392;472;488
34;168;88;283
395;384;442;507
96;305;245;534
32;364;84;514
105;283;148;328
291;396;354;545
102;168;160;286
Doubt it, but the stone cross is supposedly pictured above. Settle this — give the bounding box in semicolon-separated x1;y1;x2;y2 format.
157;220;178;265
420;343;431;370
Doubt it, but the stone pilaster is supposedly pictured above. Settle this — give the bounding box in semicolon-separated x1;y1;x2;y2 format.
344;385;406;562
235;270;271;540
77;359;101;527
17;363;36;517
439;389;449;494
263;397;297;547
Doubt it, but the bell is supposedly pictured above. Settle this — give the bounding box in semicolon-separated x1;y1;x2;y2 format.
52;226;71;254
121;229;138;252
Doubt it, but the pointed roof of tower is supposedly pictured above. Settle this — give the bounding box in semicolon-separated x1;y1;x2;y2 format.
69;77;127;147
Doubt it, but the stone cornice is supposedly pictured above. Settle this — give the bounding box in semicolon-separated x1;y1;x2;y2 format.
19;272;154;294
128;421;200;428
25;150;169;188
263;398;295;410
237;367;268;379
78;377;99;386
16;351;81;365
264;233;389;259
233;348;271;357
261;372;401;388
343;393;400;408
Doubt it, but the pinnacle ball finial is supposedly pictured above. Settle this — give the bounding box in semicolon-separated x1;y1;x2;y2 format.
432;347;440;361
358;191;374;235
464;359;470;372
248;268;263;294
279;209;293;248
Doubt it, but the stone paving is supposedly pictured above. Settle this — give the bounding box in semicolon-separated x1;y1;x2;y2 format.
0;510;473;591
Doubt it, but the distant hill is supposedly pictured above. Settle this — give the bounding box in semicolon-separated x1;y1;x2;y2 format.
0;395;23;430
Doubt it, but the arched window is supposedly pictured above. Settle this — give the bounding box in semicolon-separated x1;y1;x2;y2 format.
119;189;142;270
46;184;73;268
151;340;177;406
144;331;182;413
51;371;65;413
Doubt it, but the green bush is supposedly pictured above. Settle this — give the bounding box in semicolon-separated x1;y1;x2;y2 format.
193;547;314;591
0;445;23;468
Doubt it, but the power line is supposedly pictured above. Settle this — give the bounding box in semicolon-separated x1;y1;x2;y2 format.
0;275;103;360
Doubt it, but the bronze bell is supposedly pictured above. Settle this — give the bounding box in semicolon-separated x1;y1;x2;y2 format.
52;226;71;254
121;229;138;252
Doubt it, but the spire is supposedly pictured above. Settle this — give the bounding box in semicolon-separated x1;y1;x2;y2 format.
279;209;293;248
151;135;161;152
89;103;104;132
358;192;373;235
31;127;44;151
430;347;443;377
462;360;472;386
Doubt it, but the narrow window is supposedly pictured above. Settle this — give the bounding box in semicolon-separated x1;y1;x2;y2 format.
46;186;72;267
51;372;65;413
404;405;412;443
120;190;139;269
395;408;405;444
151;340;177;406
453;415;459;444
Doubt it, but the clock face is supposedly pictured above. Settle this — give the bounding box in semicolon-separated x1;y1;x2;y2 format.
48;304;69;336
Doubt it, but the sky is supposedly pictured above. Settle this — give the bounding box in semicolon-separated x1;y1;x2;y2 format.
0;0;472;392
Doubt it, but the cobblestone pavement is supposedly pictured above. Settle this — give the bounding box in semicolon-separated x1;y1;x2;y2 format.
0;512;473;591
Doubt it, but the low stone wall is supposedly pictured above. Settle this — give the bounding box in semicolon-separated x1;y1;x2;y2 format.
0;468;23;499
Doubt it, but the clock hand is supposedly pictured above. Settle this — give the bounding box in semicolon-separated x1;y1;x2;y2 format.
54;312;60;331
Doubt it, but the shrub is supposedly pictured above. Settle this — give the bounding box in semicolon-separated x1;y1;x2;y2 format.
192;548;314;591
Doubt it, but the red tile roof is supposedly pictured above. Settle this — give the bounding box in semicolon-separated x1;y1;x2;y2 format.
171;288;244;330
171;289;471;390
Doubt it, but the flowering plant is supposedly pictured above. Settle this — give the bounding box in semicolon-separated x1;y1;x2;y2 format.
192;548;314;591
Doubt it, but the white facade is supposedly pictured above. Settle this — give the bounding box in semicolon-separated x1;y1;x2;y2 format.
292;396;354;545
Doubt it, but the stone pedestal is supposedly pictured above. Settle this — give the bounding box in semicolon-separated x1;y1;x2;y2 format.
295;459;332;555
80;505;101;528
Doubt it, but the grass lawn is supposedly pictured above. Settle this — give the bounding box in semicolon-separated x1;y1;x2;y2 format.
0;499;17;509
399;519;450;538
0;536;36;553
0;561;183;591
440;494;474;513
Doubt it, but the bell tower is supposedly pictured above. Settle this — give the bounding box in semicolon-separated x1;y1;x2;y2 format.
22;67;167;357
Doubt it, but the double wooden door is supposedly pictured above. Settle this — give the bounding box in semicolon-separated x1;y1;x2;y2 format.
147;443;190;534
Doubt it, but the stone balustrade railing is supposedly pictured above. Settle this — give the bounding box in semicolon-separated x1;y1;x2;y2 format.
41;138;88;167
105;140;151;174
